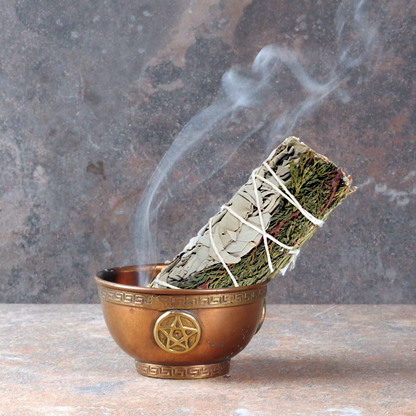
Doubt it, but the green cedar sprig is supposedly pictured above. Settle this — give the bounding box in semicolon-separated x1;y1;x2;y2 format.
172;150;354;289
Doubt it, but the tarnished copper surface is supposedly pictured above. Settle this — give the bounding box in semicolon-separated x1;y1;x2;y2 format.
95;264;268;379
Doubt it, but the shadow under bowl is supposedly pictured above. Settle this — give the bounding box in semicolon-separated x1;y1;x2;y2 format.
95;264;268;379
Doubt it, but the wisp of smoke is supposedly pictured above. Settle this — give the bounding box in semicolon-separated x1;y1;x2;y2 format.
134;0;378;285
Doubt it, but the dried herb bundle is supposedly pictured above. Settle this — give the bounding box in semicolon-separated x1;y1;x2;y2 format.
151;137;355;289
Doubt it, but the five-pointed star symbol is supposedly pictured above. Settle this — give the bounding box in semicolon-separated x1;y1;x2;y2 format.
159;315;198;351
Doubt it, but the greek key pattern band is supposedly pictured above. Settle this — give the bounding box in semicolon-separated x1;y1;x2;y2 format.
98;285;267;310
136;361;230;379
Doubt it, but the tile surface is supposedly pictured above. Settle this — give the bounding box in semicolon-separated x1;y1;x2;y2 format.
1;304;415;415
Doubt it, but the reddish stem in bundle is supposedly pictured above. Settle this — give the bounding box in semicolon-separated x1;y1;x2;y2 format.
198;279;211;289
321;169;343;214
268;210;301;239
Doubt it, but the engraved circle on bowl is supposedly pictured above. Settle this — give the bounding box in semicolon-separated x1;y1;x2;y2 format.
153;310;201;354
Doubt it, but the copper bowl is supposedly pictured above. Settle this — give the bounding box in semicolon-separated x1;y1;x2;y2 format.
95;265;268;379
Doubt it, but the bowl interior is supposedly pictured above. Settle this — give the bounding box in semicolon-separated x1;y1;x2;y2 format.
96;264;165;287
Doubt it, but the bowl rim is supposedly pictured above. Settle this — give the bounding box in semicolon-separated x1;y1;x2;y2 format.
95;264;270;295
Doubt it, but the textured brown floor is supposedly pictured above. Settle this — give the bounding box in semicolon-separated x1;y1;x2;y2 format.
1;304;415;415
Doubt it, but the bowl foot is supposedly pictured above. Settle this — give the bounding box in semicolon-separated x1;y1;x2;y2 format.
136;360;230;379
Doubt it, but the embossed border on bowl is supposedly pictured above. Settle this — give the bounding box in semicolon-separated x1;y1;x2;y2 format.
95;265;268;311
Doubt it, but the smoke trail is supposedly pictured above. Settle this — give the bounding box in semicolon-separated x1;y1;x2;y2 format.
134;0;378;285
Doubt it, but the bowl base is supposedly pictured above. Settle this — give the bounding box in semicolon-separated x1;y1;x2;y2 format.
136;360;230;379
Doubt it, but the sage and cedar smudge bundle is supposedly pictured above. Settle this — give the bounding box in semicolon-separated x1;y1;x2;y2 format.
151;137;356;289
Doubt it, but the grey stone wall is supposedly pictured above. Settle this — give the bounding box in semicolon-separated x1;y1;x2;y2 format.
1;0;415;303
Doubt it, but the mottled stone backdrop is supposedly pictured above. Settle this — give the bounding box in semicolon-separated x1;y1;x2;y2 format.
1;0;415;303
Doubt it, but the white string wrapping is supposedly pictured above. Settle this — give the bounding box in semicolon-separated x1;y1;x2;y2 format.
262;162;325;227
280;249;300;276
211;161;324;285
251;171;274;273
223;206;296;251
156;159;323;288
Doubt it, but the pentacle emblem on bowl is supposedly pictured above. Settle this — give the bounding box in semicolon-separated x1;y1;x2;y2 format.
154;311;201;354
